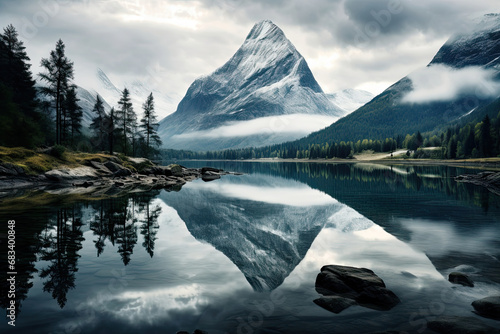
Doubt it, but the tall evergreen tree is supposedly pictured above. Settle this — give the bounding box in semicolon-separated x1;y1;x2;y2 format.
90;95;106;151
0;24;45;147
116;88;136;155
103;107;116;155
64;85;82;146
130;111;139;157
140;93;162;158
478;115;492;157
39;39;74;145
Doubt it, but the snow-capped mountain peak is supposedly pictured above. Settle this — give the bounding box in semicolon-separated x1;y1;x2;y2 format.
158;20;343;151
431;13;500;69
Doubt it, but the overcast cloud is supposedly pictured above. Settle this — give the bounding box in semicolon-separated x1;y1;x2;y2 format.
402;64;500;103
0;0;498;118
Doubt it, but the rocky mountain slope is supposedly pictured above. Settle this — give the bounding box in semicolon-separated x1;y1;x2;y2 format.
158;20;368;151
298;13;500;146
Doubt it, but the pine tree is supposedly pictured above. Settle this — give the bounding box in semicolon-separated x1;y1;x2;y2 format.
479;115;492;157
39;39;74;145
130;112;139;157
64;85;82;146
90;95;106;151
116;88;136;155
0;24;45;147
103;107;116;155
140;93;162;158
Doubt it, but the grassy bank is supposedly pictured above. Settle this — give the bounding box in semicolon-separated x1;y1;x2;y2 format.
0;146;154;175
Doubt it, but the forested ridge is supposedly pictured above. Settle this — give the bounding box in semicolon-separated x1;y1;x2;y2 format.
161;112;500;161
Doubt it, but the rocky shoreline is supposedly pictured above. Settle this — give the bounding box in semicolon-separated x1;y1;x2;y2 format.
0;156;240;196
455;171;500;196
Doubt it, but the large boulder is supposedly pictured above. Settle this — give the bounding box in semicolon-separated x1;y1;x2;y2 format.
104;161;132;177
319;265;386;292
449;272;474;287
314;265;400;313
201;167;221;174
356;286;401;310
472;296;500;320
166;164;184;177
427;316;500;334
89;161;113;176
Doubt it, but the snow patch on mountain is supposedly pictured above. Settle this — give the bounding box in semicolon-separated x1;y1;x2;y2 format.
91;68;178;118
75;85;111;129
326;88;374;114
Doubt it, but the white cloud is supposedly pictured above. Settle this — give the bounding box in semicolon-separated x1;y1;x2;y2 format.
174;114;337;139
402;218;500;257
402;64;500;103
189;181;338;207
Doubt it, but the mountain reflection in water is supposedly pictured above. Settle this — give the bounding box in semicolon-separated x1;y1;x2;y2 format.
1;162;499;333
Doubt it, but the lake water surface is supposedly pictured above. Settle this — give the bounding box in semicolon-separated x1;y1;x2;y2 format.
1;162;500;333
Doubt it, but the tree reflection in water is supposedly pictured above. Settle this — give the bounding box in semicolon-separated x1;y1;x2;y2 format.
1;190;163;309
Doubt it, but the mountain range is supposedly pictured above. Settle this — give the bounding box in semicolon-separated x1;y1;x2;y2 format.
157;20;373;151
297;13;500;146
79;15;500;151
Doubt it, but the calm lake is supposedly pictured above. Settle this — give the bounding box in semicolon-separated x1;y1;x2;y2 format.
1;162;500;334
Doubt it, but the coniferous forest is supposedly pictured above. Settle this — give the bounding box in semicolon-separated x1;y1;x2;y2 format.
0;24;162;159
161;112;500;161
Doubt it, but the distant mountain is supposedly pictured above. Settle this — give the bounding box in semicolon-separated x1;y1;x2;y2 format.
75;85;111;130
35;84;110;135
94;68;178;118
297;14;500;145
326;89;374;114
158;20;358;151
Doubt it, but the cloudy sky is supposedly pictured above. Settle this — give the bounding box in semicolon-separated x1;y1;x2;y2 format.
1;0;499;118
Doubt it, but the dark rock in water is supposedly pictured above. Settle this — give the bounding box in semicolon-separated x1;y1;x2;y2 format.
318;265;386;293
449;272;474;287
356;286;401;310
314;265;400;314
176;331;190;334
194;330;208;334
427;316;500;334
313;296;357;314
201;167;221;174
472;296;500;320
315;270;355;296
202;172;221;182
